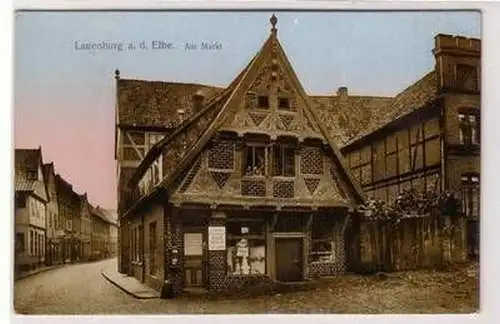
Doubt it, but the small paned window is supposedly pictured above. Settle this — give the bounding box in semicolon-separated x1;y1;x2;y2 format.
458;111;480;146
278;97;290;110
272;145;295;177
244;145;266;176
257;96;270;109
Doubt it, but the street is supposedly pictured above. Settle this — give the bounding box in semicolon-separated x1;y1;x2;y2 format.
13;258;478;314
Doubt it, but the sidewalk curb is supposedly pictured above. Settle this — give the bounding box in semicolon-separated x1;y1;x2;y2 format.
100;269;160;300
15;264;65;281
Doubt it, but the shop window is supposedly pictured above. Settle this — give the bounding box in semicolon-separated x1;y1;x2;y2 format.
458;110;480;146
461;173;480;220
244;145;266;176
272;144;296;176
226;219;266;275
310;214;335;263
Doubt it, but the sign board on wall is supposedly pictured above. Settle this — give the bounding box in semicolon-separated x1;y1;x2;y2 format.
208;226;226;251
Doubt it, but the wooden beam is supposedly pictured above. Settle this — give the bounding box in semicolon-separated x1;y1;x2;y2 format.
306;213;313;231
126;132;145;160
270;213;278;231
341;212;351;236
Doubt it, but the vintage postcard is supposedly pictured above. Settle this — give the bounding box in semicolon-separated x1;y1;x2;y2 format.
13;9;481;315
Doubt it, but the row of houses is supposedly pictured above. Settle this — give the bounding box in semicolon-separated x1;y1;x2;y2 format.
114;16;479;295
14;147;118;274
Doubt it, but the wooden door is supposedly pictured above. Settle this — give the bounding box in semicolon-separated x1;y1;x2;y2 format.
275;238;303;282
183;232;204;287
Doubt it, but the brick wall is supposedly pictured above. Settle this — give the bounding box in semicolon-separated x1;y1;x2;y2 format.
446;155;480;191
165;207;184;296
207;214;227;292
143;204;165;291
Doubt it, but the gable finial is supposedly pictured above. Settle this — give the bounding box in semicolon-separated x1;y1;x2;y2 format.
270;14;278;34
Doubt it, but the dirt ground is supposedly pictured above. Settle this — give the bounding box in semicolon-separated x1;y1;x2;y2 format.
175;261;479;314
14;258;478;314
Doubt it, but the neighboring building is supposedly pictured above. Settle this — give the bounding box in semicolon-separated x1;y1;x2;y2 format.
14;148;49;273
55;174;81;263
339;34;480;258
90;206;114;260
42;162;61;265
115;16;365;293
103;209;118;257
79;194;92;262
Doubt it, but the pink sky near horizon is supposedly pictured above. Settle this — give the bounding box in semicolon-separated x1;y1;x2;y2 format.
14;82;117;210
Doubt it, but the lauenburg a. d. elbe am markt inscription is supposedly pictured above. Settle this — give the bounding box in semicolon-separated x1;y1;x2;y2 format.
73;40;223;52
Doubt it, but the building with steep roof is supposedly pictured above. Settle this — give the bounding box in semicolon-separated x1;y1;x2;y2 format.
115;15;368;294
14;147;49;272
340;34;480;258
114;17;480;295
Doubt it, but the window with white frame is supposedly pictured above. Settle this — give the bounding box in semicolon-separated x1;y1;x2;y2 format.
310;214;336;263
461;173;480;220
458;110;480;146
244;145;267;176
226;219;266;275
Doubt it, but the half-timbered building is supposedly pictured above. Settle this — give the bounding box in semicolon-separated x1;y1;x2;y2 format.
340;34;480;258
115;17;480;295
115;15;366;294
14;148;49;273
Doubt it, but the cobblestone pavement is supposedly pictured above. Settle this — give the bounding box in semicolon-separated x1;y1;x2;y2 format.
13;258;479;314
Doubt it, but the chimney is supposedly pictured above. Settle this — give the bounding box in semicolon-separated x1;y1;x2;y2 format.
177;108;185;123
192;90;206;114
337;86;348;99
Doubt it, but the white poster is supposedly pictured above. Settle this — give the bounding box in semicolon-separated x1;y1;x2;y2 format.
208;226;226;251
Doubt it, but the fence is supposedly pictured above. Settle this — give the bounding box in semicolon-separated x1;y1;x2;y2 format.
347;212;468;273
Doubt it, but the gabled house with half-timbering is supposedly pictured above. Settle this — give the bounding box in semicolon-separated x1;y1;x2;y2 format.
115;15;368;294
14;147;49;273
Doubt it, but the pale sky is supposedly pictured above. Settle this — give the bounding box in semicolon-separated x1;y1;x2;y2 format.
13;11;480;209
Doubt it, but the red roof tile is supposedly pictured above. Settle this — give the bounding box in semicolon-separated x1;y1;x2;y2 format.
117;79;223;128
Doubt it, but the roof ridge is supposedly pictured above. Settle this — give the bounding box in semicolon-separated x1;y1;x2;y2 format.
118;78;225;89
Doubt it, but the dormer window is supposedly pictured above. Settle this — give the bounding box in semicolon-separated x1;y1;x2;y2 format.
257;95;270;109
278;97;290;110
27;171;37;180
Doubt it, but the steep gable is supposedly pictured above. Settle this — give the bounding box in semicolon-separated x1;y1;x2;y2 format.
161;16;365;205
14;148;48;202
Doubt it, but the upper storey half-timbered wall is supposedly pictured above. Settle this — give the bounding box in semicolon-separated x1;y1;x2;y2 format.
116;128;167;213
169;136;353;208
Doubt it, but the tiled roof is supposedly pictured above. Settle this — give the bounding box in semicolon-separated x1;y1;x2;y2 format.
312;95;393;147
15;176;36;192
14;148;48;201
341;71;438;147
117;79;223;127
92;206;117;225
15;149;40;172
